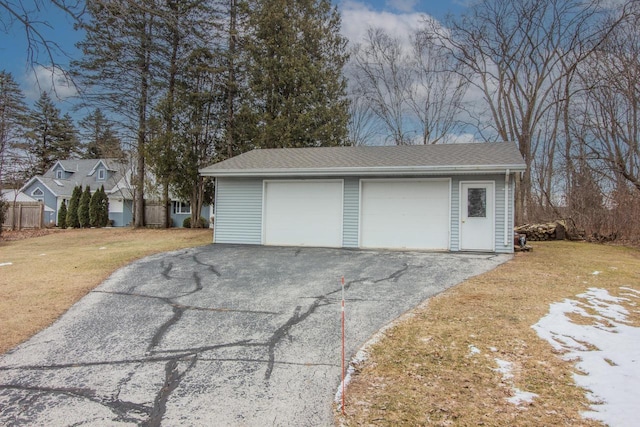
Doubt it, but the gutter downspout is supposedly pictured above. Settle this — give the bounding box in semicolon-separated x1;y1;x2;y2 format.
504;169;510;247
213;178;218;243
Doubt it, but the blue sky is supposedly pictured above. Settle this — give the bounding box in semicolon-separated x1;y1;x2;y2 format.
0;0;464;110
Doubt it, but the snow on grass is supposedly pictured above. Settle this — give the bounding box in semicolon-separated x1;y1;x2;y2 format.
468;344;481;356
0;262;12;267
533;287;640;426
493;358;538;406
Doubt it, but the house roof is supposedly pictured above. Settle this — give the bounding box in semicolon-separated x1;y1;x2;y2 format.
1;189;54;211
200;142;526;177
22;158;133;198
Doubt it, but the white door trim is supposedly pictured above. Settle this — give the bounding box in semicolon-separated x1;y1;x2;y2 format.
261;179;344;247
358;178;451;250
459;180;495;252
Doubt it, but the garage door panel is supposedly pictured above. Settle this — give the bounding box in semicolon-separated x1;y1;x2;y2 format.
360;180;449;250
264;181;343;247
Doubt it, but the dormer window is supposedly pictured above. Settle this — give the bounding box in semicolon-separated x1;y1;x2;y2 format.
97;169;106;181
56;169;63;179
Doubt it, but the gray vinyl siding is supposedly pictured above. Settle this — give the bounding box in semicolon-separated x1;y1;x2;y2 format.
494;176;507;253
343;178;359;247
213;173;515;253
214;178;263;244
450;178;460;251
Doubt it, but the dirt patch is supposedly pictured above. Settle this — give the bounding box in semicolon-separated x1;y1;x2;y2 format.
0;228;59;241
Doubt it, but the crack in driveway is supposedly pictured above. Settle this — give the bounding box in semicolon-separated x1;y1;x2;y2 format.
0;246;510;426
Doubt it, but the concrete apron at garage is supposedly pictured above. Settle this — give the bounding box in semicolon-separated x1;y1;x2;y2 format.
0;245;510;426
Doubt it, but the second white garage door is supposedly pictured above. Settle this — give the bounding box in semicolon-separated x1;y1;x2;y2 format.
360;179;450;250
263;180;343;247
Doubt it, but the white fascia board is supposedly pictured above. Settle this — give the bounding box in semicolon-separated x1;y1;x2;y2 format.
200;164;527;178
20;177;60;197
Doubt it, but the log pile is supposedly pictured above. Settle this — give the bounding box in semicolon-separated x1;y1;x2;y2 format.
515;220;566;241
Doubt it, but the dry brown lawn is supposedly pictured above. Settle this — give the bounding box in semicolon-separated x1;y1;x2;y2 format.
337;241;640;426
0;228;212;354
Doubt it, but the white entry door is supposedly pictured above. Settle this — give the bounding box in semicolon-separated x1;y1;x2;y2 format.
460;182;494;251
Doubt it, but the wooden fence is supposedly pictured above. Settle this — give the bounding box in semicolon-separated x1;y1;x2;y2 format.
2;202;44;230
144;202;165;227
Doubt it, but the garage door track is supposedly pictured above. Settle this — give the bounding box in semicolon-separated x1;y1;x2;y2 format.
0;245;509;426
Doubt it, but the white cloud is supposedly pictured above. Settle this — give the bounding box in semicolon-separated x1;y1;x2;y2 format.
22;65;78;101
340;1;428;48
386;0;418;13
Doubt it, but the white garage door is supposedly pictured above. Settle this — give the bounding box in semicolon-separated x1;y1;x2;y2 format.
263;180;343;247
360;179;450;250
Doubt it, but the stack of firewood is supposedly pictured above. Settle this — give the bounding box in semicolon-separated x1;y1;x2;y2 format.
515;221;566;241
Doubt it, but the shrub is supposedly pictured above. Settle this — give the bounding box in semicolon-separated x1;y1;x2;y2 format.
78;186;91;228
66;186;81;228
0;196;6;237
89;188;100;227
98;186;109;227
58;199;68;229
183;216;207;228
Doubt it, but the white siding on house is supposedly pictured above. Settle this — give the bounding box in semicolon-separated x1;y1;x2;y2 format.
214;178;263;244
343;178;359;247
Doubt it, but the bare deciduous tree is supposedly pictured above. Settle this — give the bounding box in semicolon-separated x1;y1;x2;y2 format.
439;0;609;223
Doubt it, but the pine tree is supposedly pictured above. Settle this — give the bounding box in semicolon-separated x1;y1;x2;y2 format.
243;0;350;148
58;199;68;229
79;109;123;159
66;185;82;228
0;70;29;185
89;187;100;227
25;92;80;174
74;1;158;227
98;185;109;227
78;185;91;228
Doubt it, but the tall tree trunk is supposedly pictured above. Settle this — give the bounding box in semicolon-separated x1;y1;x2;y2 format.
134;13;151;228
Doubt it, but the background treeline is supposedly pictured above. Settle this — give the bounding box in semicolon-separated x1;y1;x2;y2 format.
1;0;639;242
348;0;640;243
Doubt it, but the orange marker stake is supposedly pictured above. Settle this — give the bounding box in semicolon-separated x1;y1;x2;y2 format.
341;275;346;415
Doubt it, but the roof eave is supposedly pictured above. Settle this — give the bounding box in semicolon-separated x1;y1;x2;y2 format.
200;164;527;178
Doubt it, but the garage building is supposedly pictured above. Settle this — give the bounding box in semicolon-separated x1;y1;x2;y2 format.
199;142;526;253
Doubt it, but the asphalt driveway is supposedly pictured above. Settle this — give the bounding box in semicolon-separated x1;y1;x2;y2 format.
0;245;510;426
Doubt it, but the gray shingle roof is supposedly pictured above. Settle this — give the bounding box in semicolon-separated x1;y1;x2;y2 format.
200;142;526;177
36;159;130;197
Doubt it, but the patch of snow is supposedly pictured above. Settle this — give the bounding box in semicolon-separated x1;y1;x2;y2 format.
494;358;514;380
0;262;12;267
533;287;640;426
39;253;46;256
489;346;498;352
99;247;107;250
592;271;601;275
508;389;538;405
493;358;538;406
468;345;481;355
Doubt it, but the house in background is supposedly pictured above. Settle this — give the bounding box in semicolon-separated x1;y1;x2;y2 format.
200;142;526;253
20;159;211;227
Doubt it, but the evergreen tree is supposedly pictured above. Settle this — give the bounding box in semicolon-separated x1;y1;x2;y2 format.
79;109;123;159
98;185;109;227
243;0;350;148
74;1;159;227
25;92;80;174
78;185;91;228
0;71;28;185
89;187;100;227
58;199;68;229
66;185;82;228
